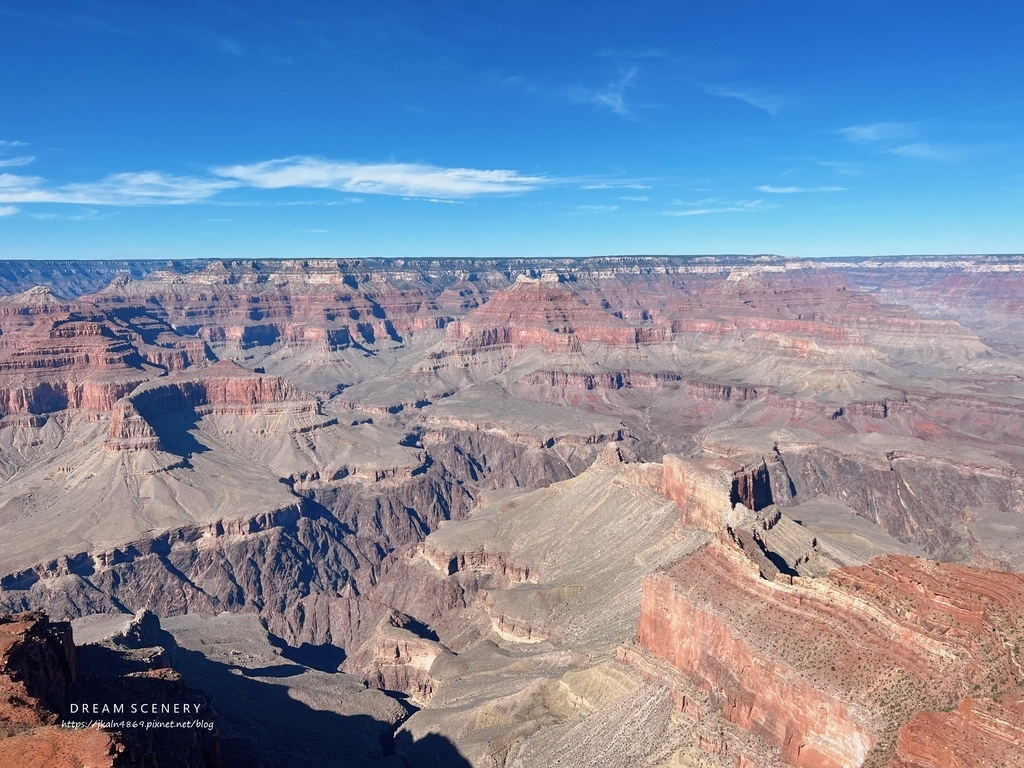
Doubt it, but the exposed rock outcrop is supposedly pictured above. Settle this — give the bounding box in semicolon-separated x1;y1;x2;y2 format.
2;255;1024;767
0;612;128;768
632;539;1024;767
890;696;1024;768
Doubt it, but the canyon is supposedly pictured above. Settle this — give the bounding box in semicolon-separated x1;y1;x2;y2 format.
0;254;1023;767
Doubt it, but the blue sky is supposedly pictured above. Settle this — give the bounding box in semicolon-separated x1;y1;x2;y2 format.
0;0;1022;259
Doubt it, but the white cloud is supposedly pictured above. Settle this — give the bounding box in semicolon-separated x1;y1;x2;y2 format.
756;185;846;194
0;171;234;205
565;68;640;117
212;157;548;198
0;156;34;168
0;140;28;148
839;122;912;143
29;208;101;221
885;143;965;161
590;68;638;116
665;199;765;216
594;47;668;60
703;84;786;115
0;173;42;189
581;182;650;190
839;125;964;161
61;171;236;203
0;158;551;207
620;195;649;202
576;204;619;212
0;205;18;217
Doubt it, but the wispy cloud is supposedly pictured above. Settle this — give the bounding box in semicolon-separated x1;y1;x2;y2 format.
212;157;549;198
839;122;966;161
665;198;766;216
507;67;646;118
581;182;650;190
294;228;329;234
0;140;28;148
29;208;103;221
0;158;553;207
0;205;18;217
0;171;234;205
839;122;912;143
569;68;639;116
0;156;35;168
69;13;132;36
576;204;619;212
703;83;786;115
0;6;132;36
885;143;966;162
816;160;863;176
756;185;846;194
0;173;44;192
620;195;649;202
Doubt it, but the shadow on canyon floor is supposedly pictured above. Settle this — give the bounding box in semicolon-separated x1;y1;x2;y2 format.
149;410;209;460
267;630;347;672
173;646;470;768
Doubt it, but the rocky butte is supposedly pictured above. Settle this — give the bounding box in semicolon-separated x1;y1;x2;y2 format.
0;254;1023;767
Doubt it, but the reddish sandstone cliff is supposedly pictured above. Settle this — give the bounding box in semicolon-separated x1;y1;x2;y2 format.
445;277;655;353
0;612;129;768
632;538;1024;768
890;696;1024;768
105;360;311;450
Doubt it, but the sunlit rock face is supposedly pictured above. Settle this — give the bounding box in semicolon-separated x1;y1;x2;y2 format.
0;254;1023;767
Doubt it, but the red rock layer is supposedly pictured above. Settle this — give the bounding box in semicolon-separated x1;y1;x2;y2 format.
105;360;311;450
517;369;760;401
633;540;1024;768
837;258;1024;355
446;278;658;353
636;542;879;768
890;696;1024;768
0;612;129;768
88;262;490;350
661;455;775;529
0;727;129;768
0;292;212;417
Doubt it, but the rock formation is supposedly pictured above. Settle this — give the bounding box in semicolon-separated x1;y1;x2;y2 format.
631;452;1024;767
0;254;1023;766
0;610;219;768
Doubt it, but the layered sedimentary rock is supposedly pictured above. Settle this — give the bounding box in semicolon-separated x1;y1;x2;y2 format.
835;255;1024;356
891;696;1024;768
358;610;452;704
105;360;308;451
445;276;664;354
634;541;1024;767
632;447;1024;768
1;255;1024;767
0;291;209;418
0;612;77;730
